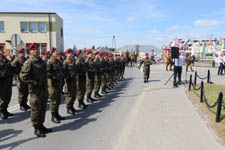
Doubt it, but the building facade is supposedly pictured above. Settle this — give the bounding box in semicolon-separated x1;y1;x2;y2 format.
0;12;64;55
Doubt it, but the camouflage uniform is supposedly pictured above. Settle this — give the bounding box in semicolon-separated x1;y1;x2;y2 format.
85;56;96;102
76;57;88;108
20;56;48;129
63;57;76;111
166;56;174;71
186;55;193;72
0;56;14;119
139;58;152;83
93;56;102;97
47;56;64;122
12;56;29;110
100;57;107;94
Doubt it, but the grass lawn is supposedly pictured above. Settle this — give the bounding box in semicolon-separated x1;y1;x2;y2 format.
186;83;225;143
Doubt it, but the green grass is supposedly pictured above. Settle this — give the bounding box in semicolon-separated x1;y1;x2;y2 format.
187;83;225;142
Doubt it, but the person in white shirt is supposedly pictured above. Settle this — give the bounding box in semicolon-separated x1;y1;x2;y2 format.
173;52;185;87
217;54;224;75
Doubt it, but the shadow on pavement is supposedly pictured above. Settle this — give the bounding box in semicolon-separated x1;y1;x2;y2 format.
0;111;30;125
52;77;133;133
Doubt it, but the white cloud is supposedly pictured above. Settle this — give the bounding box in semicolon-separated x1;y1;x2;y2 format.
154;37;166;41
128;16;136;22
149;29;160;33
167;25;179;31
194;19;224;27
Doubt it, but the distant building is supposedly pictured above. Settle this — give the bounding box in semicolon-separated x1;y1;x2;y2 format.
0;12;64;55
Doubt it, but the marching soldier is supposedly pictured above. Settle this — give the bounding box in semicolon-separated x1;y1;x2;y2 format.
93;52;102;98
63;48;77;115
166;55;174;71
139;53;152;83
20;42;51;138
85;50;96;103
12;48;30;111
99;52;108;94
0;49;14;119
47;47;65;123
76;50;88;109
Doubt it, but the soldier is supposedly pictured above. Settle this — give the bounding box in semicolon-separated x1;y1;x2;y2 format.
166;55;174;71
12;48;30;111
139;53;152;83
0;49;14;119
121;54;126;80
47;47;65;123
93;52;102;98
76;50;88;109
99;52;108;94
20;42;51;138
63;48;77;115
85;50;96;103
186;54;193;72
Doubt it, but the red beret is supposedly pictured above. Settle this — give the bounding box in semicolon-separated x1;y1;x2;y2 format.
45;51;50;55
76;50;82;55
104;52;108;56
121;54;124;57
109;54;113;57
30;42;39;49
18;48;25;54
57;51;62;55
99;52;105;56
64;48;72;55
50;47;56;52
145;53;149;56
87;50;92;55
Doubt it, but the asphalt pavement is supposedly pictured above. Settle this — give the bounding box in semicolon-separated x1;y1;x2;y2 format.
0;64;225;150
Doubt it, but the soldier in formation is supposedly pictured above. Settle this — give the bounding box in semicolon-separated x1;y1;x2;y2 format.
1;43;126;138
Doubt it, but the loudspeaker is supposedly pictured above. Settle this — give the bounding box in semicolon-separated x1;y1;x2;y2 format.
171;47;179;59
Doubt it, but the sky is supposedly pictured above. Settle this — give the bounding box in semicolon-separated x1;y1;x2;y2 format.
1;0;225;50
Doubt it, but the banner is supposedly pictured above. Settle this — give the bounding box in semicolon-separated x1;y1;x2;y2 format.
200;41;224;60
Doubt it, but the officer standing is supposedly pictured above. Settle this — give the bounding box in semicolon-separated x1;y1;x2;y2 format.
85;50;96;103
99;52;108;94
20;42;51;138
0;49;14;119
12;48;30;111
139;53;152;83
63;48;77;115
76;50;88;109
47;47;65;123
166;55;174;71
186;54;193;72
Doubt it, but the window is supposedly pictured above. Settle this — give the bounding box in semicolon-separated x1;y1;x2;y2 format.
0;21;4;32
61;28;63;38
21;22;29;32
30;22;38;32
39;22;46;32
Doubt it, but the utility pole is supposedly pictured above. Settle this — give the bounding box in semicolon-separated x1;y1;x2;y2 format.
112;35;116;51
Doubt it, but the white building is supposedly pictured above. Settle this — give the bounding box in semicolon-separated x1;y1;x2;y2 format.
0;12;64;54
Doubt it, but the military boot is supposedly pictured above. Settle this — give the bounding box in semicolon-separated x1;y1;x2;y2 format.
56;112;66;120
20;104;28;111
78;101;88;109
0;111;8;119
67;107;76;115
4;110;14;117
51;112;61;123
34;127;46;138
40;124;52;134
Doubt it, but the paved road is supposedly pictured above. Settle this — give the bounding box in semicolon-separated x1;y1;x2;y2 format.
0;64;224;150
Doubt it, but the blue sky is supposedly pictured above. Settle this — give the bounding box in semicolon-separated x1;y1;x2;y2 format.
1;0;225;50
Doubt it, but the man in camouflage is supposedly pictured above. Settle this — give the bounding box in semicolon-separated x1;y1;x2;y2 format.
0;49;14;119
47;47;65;123
63;48;77;115
93;52;102;98
139;53;153;83
12;48;30;111
99;52;108;94
85;50;96;103
166;55;174;71
76;50;88;109
20;42;51;138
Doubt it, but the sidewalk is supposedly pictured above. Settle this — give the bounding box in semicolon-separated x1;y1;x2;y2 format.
115;65;225;150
